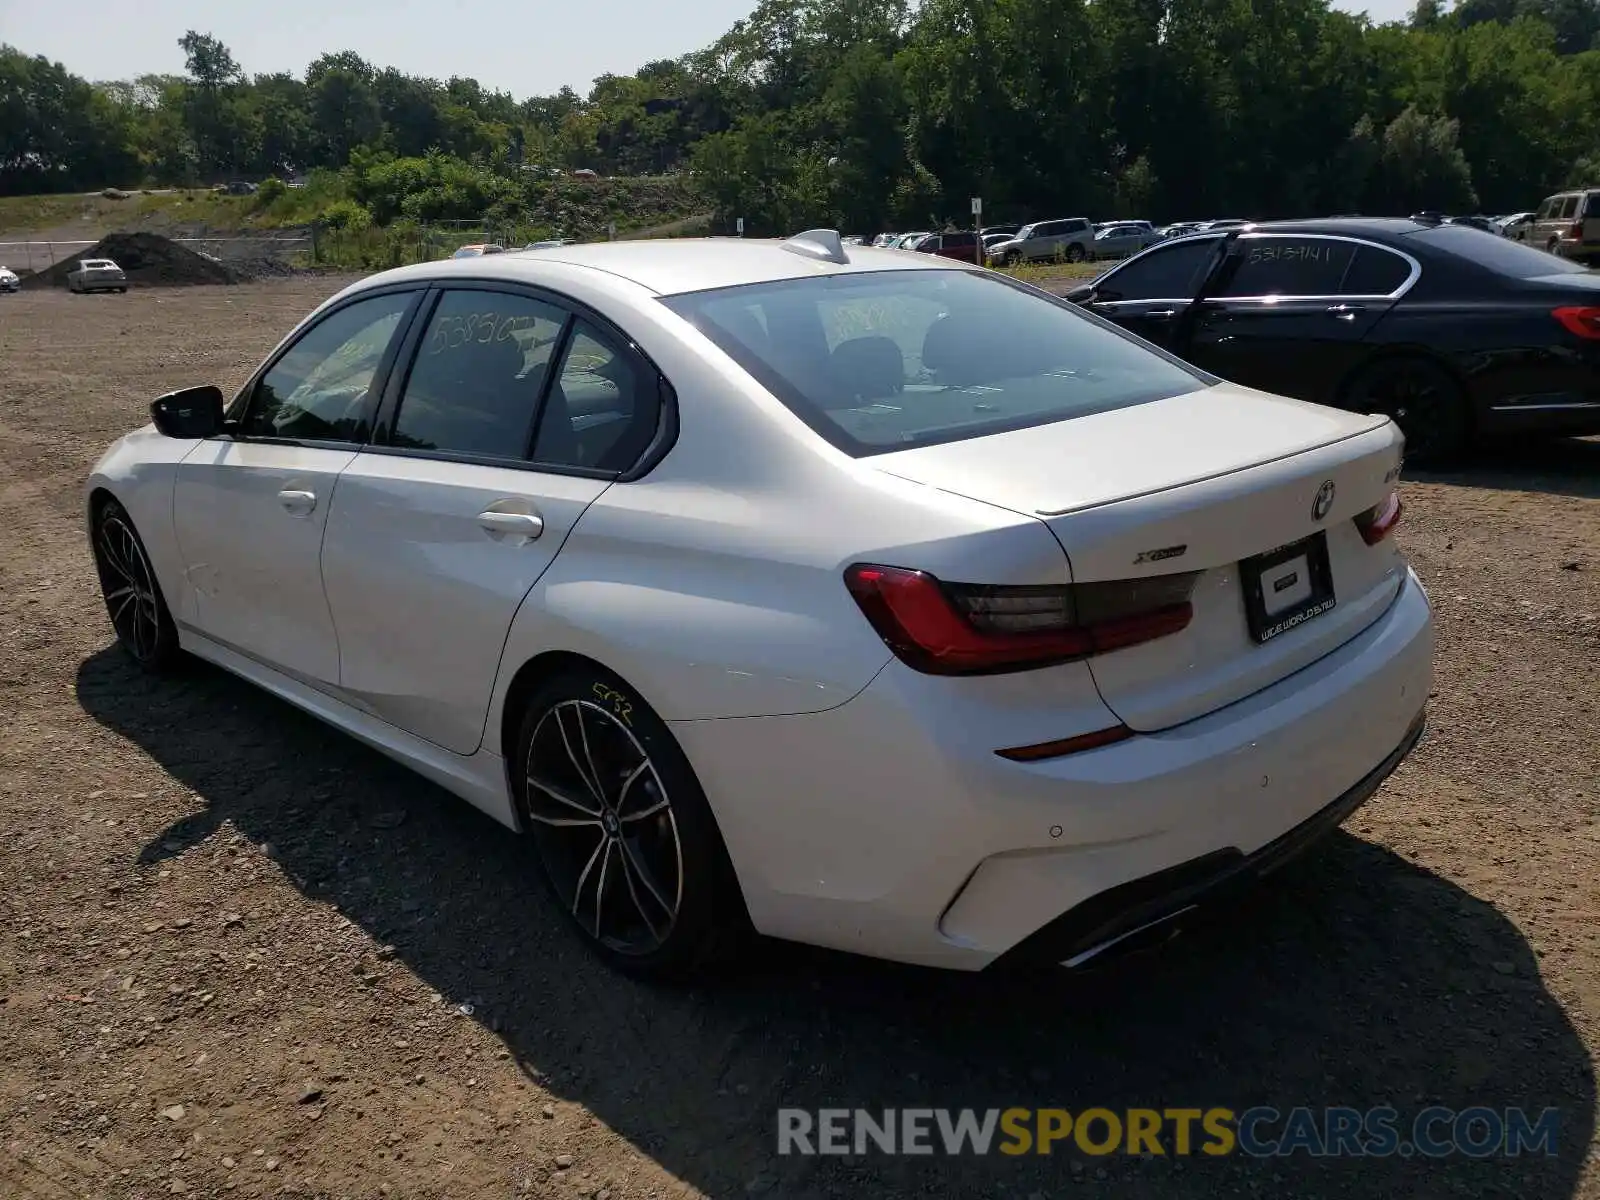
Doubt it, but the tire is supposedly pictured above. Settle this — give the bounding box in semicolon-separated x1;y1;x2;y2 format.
1547;237;1561;256
117;287;127;294
1340;356;1470;464
1065;243;1087;263
91;498;182;672
511;664;748;979
1003;251;1022;267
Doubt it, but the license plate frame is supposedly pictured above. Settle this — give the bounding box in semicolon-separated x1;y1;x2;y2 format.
1240;532;1336;644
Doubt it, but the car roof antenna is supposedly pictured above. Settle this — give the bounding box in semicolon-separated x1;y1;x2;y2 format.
781;229;849;265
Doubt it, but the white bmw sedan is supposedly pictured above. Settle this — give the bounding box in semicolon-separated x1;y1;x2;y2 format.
86;232;1433;977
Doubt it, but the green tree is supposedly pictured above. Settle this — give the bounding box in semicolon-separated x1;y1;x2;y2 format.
178;31;244;178
1379;105;1479;211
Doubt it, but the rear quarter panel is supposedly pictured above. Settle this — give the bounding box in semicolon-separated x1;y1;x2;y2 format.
1371;296;1600;419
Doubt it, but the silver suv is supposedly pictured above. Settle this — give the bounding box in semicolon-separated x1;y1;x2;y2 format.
987;217;1095;265
1523;188;1599;264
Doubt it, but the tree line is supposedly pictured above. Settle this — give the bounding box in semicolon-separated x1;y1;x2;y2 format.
3;0;1598;233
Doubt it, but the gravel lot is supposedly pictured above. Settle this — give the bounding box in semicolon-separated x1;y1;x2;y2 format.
1;280;1597;1199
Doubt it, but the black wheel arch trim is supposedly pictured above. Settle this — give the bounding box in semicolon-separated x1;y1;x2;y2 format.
1335;345;1479;429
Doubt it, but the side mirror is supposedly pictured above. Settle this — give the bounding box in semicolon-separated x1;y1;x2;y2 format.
150;385;225;439
1064;283;1097;304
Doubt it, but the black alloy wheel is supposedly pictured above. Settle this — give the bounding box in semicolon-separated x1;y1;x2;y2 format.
514;667;746;977
1342;357;1470;464
92;499;180;671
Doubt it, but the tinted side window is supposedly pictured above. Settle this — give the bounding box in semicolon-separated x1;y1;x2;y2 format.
1036;222;1065;237
241;292;413;442
943;232;977;249
391;290;567;457
1094;238;1218;300
533;321;660;471
1537;198;1557;219
1338;245;1413;295
1221;237;1356;297
1558;196;1579;219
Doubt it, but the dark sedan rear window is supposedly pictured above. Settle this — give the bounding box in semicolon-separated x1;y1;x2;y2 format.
661;270;1206;456
1409;224;1590;277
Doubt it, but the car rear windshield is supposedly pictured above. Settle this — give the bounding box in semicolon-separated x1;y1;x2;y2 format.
1408;224;1590;277
660;269;1207;455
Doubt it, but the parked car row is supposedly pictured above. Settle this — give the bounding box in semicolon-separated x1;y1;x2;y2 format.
868;218;1253;265
865;195;1600;271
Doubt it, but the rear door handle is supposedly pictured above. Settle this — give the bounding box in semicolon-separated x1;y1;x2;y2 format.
277;488;317;516
1147;308;1178;319
1327;304;1365;320
478;510;545;543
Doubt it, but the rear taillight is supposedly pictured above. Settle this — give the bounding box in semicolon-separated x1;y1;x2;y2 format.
1553;306;1600;340
1569;221;1586;240
1354;489;1403;546
843;564;1197;675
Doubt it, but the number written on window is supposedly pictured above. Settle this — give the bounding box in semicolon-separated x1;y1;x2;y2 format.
390;291;567;458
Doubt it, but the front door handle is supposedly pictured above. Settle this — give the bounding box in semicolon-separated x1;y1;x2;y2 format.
1327;304;1365;321
277;488;317;516
478;510;545;544
1147;308;1178;319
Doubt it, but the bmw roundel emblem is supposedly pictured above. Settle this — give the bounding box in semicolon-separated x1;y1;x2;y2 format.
1312;480;1336;521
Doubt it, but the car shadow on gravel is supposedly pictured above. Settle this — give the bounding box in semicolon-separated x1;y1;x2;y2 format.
78;647;1595;1200
1406;435;1600;500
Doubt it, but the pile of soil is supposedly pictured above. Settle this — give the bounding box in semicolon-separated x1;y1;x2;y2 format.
226;254;306;281
22;230;239;289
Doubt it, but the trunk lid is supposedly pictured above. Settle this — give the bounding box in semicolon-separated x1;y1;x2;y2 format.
870;384;1409;730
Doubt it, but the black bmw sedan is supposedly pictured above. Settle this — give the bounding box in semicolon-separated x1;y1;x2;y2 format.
1063;218;1600;459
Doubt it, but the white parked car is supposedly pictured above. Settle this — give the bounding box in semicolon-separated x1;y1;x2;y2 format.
68;258;127;293
1495;211;1536;241
0;265;19;293
987;217;1097;264
86;231;1432;978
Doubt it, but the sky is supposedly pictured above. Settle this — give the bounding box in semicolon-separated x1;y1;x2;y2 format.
0;0;1414;99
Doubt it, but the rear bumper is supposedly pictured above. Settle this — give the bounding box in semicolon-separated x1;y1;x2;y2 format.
992;709;1426;969
675;567;1434;970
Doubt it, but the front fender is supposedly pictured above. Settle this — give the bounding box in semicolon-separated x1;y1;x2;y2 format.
86;425;196;626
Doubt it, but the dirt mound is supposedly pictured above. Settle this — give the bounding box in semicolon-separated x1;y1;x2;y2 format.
226;254;311;281
22;230;239;289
